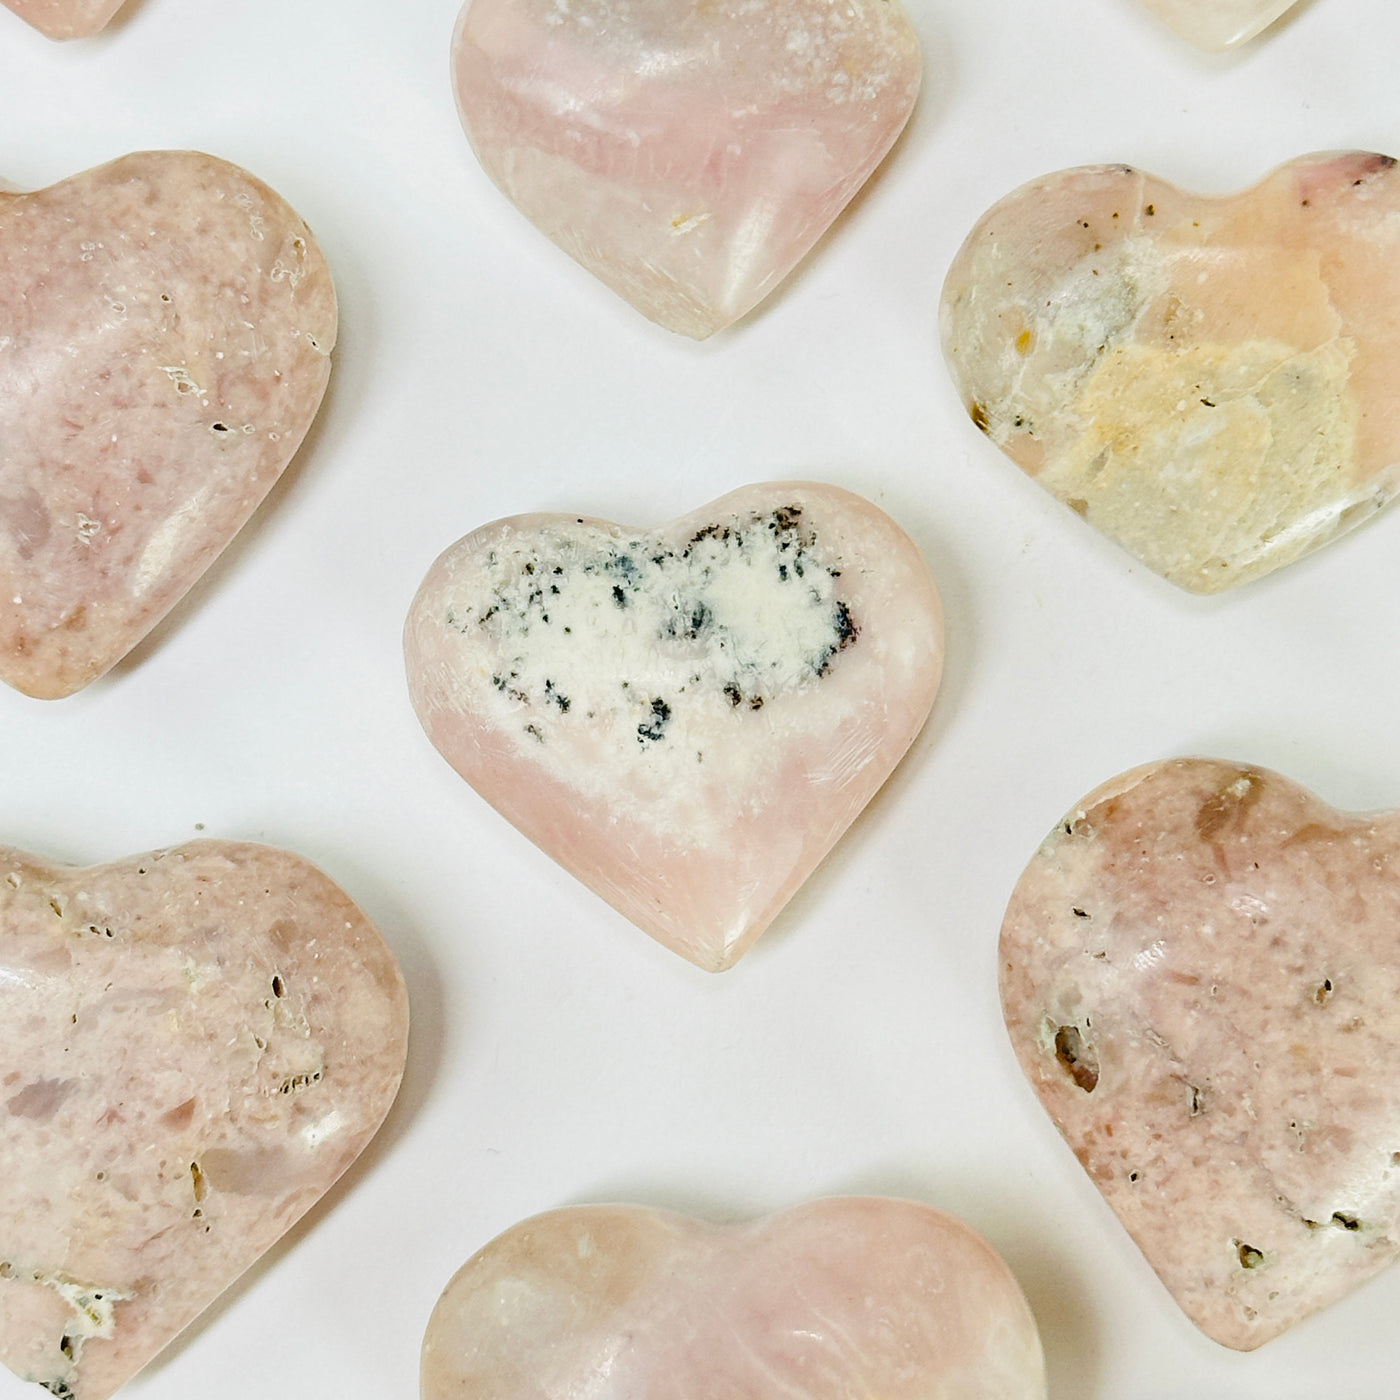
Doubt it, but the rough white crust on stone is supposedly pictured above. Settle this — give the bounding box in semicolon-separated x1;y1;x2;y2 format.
0;840;408;1398
405;482;944;970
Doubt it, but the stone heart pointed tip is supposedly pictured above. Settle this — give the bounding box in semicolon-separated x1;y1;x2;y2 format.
1001;757;1400;1348
1;0;125;38
404;483;943;971
942;151;1400;593
0;151;337;698
1136;0;1301;49
422;1199;1047;1400
0;839;408;1399
450;0;921;338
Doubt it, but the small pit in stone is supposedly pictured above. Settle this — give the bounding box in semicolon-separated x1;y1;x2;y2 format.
1236;1241;1266;1270
1054;1024;1099;1092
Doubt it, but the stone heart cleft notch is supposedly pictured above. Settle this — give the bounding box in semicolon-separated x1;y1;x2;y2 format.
404;483;944;971
0;151;337;698
421;1199;1047;1400
0;0;125;39
450;0;921;337
1000;756;1400;1348
941;152;1400;593
0;840;409;1399
1134;0;1301;50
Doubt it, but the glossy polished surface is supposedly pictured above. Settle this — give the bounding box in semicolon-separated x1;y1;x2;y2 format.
941;153;1400;593
0;151;336;697
451;0;920;337
0;0;124;38
405;484;943;970
0;841;408;1399
9;1;1400;1397
421;1199;1047;1400
1136;0;1300;49
1001;758;1400;1348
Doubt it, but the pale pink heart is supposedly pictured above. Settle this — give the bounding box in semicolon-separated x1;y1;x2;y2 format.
450;0;921;338
404;483;943;971
0;840;409;1398
941;152;1400;592
1001;757;1400;1348
0;0;124;39
1134;0;1301;49
421;1199;1047;1399
0;151;337;698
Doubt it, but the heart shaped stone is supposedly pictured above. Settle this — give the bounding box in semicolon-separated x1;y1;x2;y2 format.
404;483;943;971
450;0;921;338
0;0;123;38
941;152;1400;593
1000;757;1400;1348
1134;0;1300;49
421;1199;1047;1399
0;150;337;697
0;840;408;1398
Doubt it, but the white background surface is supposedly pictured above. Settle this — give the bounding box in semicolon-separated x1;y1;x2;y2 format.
2;0;1399;1394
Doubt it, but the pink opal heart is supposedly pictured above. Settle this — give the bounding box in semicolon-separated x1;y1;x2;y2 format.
1134;0;1301;49
450;0;921;338
421;1199;1047;1399
1000;757;1400;1348
0;150;337;698
0;0;124;38
404;483;943;971
0;840;408;1399
941;152;1400;593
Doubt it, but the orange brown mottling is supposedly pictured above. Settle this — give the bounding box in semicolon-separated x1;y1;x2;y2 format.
941;153;1400;592
1001;757;1400;1348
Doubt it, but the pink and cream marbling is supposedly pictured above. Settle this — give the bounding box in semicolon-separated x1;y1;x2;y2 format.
421;1199;1047;1400
0;151;337;698
0;0;124;38
1135;0;1300;49
404;483;944;971
451;0;921;337
1001;757;1400;1348
0;840;408;1398
941;152;1400;592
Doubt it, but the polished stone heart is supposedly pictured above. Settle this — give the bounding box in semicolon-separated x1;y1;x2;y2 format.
1000;757;1400;1348
1134;0;1300;48
421;1199;1047;1399
0;840;408;1398
941;152;1400;592
450;0;921;338
0;0;123;38
404;483;943;971
0;151;337;697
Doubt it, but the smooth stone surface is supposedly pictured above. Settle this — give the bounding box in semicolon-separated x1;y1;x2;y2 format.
0;151;337;698
0;0;124;38
421;1199;1047;1400
941;152;1400;593
1001;757;1400;1349
1136;0;1300;49
451;0;920;338
405;483;943;971
0;840;408;1399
